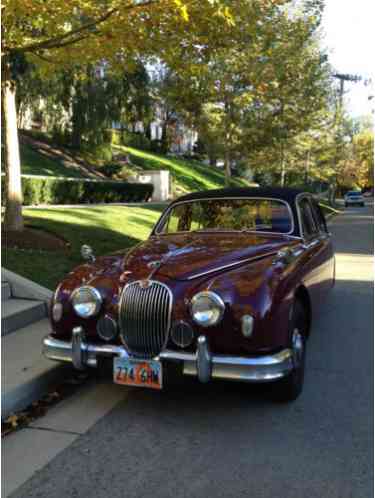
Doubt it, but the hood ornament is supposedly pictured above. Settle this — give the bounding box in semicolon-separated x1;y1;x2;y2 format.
81;244;95;262
139;280;152;289
147;260;162;270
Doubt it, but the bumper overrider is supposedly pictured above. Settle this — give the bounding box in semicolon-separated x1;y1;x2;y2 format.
43;327;293;384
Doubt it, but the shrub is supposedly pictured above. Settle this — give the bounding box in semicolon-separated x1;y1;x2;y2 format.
51;127;71;148
150;139;166;154
1;176;153;206
110;129;123;146
121;131;151;151
88;143;113;162
100;162;123;178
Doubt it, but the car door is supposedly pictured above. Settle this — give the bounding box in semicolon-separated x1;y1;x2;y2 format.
309;197;335;292
297;195;329;310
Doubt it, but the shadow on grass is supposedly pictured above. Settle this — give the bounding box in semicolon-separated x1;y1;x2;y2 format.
2;214;144;290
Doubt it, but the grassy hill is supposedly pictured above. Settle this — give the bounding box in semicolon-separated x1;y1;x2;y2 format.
15;134;250;195
19;142;87;178
114;146;250;195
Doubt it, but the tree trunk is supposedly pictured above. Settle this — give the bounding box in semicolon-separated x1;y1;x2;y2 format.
280;142;286;187
209;154;217;167
2;69;24;231
223;98;231;186
224;148;231;186
161;121;168;153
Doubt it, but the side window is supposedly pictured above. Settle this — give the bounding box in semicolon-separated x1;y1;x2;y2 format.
299;197;318;239
310;199;327;233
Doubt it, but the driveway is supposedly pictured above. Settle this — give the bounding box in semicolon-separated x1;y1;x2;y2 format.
8;204;374;498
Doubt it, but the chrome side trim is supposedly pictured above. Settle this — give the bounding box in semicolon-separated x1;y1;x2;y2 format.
302;239;320;250
153;196;295;236
186;251;278;280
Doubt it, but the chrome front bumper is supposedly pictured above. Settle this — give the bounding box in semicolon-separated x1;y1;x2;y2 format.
42;332;293;384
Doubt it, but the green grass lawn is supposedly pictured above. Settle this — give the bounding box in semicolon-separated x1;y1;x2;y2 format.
19;143;86;178
3;205;164;290
114;145;250;195
16;140;251;195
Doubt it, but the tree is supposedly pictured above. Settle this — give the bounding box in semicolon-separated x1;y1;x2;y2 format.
154;0;331;186
353;130;374;188
1;0;240;230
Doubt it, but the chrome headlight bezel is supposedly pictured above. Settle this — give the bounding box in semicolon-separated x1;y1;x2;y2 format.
71;286;102;319
190;291;225;327
51;302;63;322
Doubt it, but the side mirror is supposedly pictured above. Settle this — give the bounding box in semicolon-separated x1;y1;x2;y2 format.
81;244;95;262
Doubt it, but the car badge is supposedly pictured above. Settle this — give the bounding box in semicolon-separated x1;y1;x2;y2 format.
139;279;152;289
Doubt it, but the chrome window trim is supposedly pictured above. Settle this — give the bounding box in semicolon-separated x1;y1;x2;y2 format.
295;193;320;241
153;196;296;236
118;279;173;356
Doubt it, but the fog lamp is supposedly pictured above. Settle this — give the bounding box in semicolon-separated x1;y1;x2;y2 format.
241;314;254;338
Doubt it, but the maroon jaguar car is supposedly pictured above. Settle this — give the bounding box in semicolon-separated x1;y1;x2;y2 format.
43;187;335;401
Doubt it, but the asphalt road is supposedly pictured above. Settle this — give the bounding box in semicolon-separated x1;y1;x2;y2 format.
10;204;374;498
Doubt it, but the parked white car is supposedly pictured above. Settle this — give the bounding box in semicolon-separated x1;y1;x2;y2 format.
344;191;365;207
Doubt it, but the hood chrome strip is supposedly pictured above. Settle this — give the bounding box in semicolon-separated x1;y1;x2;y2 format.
186;251;279;280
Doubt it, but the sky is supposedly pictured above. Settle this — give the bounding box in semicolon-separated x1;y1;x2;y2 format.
321;0;374;117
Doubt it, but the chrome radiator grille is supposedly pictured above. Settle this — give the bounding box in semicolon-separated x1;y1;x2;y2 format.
119;280;172;358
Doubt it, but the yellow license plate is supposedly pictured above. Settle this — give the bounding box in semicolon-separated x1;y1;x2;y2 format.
113;357;162;390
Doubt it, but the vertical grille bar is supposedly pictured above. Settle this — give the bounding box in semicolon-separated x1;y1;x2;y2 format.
119;281;172;358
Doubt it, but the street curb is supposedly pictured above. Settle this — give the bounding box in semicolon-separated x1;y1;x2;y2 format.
1;270;70;420
1;268;53;304
2;363;72;420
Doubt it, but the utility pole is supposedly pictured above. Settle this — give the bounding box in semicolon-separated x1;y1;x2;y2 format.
333;73;362;108
329;72;362;205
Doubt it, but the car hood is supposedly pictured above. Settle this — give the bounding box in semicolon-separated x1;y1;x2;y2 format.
124;232;296;281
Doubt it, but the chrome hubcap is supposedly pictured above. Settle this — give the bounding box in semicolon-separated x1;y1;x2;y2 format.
292;328;304;368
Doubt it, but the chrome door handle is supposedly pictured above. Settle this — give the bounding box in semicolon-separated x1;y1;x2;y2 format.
302;239;320;250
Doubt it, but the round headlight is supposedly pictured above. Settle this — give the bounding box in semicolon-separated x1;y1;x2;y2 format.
71;286;102;318
190;291;225;327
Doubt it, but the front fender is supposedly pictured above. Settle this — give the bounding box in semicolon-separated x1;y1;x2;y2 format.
204;255;296;354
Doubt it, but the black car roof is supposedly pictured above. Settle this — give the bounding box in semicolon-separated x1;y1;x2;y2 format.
172;187;305;205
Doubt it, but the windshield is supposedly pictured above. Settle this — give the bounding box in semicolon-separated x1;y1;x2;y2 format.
348;191;362;197
158;198;293;235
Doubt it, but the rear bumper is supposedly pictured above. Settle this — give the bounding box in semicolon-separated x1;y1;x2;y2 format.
43;332;293;384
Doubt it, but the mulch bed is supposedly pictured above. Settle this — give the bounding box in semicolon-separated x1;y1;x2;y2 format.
2;226;70;251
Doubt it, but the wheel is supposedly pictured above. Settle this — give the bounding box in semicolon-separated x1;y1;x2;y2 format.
273;300;307;402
